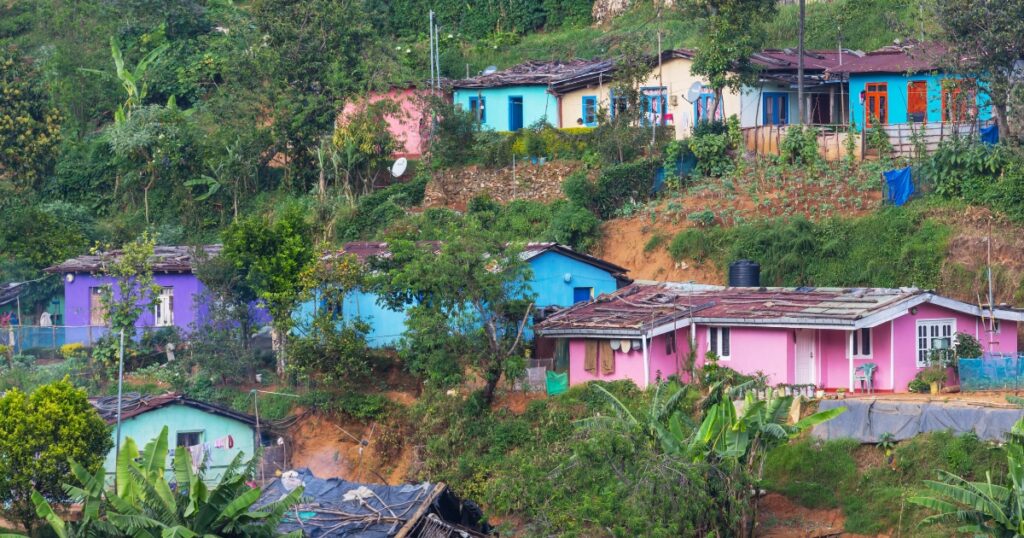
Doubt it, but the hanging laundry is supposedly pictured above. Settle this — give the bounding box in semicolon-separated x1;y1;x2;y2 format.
188;444;206;473
213;435;236;449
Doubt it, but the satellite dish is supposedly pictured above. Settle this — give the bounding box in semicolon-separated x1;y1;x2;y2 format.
685;81;705;103
390;157;408;178
482;65;498;75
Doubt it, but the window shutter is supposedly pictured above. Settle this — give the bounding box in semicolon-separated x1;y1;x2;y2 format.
710;328;718;356
721;328;731;357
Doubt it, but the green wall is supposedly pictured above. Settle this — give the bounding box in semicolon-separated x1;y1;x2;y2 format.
104;404;257;483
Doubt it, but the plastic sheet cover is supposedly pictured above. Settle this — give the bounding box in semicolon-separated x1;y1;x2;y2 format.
812;398;1024;443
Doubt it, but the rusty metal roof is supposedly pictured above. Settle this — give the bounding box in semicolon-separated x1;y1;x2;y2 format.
44;245;221;274
828;41;948;75
89;392;256;426
453;59;614;89
338;241;629;277
751;49;863;72
537;283;929;336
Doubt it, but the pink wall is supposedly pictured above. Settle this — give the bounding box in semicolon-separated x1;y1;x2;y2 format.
339;88;431;158
568;339;648;386
565;303;1019;392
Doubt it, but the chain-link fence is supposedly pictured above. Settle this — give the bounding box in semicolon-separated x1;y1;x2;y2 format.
0;325;153;355
959;354;1024;391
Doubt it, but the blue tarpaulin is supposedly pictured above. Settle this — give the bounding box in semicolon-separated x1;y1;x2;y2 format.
884;166;914;206
981;124;999;145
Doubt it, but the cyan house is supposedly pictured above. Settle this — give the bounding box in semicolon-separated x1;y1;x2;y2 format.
45;245;220;345
452;60;608;131
91;393;258;484
829;42;992;127
297;242;630;348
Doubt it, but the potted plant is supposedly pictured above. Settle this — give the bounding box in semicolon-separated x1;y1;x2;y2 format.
920;364;948;395
836;387;847;400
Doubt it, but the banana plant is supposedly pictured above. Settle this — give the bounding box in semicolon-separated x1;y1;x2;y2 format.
910;417;1024;536
22;427;302;538
80;37;169;123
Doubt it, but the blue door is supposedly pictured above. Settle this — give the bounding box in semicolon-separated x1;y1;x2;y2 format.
509;96;524;131
573;287;593;304
762;92;789;125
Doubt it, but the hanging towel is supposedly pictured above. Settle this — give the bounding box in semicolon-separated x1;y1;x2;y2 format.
599;339;615;375
214;436;226;449
228;435;234;449
584;340;598;373
188;444;205;473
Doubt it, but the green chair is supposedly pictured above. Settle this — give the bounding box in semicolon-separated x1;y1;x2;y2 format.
854;363;878;393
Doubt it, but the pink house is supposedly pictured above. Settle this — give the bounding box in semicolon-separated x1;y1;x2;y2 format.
536;283;1023;392
339;87;439;158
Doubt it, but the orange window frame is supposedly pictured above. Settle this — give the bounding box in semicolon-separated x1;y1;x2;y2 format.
907;81;928;123
864;82;888;126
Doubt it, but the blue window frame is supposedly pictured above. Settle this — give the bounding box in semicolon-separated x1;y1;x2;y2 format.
469;96;486;123
762;92;789;125
582;96;598;126
694;93;723;123
641;87;668;126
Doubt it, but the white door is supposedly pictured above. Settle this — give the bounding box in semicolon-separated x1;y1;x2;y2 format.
794;329;815;385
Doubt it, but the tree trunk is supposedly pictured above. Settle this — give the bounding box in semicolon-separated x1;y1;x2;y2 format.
994;102;1012;144
271;326;287;377
481;364;501;405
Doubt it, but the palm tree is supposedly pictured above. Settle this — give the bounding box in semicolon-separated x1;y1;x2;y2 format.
18;426;302;538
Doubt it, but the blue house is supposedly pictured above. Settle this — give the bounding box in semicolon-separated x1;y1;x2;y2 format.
452;60;608;131
298;242;630;348
829;42;991;127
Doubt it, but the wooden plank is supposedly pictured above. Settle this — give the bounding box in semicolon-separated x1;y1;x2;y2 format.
395;482;449;538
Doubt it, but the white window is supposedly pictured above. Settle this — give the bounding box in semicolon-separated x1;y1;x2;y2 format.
708;327;731;359
916;319;955;367
154;287;174;327
851;327;872;357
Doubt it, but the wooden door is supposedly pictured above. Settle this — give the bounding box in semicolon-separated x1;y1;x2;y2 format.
794;329;815;385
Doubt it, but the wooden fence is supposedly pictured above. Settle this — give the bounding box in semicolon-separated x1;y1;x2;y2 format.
742;120;993;161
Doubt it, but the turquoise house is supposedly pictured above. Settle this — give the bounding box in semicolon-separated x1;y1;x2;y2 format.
452;60;607;131
830;42;991;126
93;394;257;484
298;242;630;348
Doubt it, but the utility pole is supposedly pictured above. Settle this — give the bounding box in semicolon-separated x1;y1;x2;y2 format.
114;329;125;487
797;0;805;125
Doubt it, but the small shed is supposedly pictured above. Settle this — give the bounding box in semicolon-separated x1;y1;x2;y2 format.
91;392;258;483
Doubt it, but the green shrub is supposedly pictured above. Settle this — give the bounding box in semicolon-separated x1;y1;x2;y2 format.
644;233;667;253
780;125;820;165
561;170;597;209
764;438;860;508
546;201;602;252
668;229;717;264
592;159;659;218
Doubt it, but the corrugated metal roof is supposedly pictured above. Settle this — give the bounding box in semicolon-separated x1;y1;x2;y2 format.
751;49;863;72
45;245;220;274
89;392;256;426
828;41;948;75
537;283;926;335
453;59;611;89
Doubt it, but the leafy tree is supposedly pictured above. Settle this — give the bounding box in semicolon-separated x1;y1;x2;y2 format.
0;379;111;532
93;233;160;369
934;0;1024;142
684;0;776;115
0;47;62;197
26;426;302;538
81;37;169;123
221;206;314;376
330;98;401;199
376;221;535;404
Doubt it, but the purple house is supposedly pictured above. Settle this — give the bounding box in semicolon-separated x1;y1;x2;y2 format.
536;282;1023;392
44;246;220;344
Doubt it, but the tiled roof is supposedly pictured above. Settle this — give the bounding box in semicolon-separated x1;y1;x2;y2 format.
45;245;221;274
537;283;927;336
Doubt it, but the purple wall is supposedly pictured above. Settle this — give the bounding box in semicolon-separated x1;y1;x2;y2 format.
63;272;207;332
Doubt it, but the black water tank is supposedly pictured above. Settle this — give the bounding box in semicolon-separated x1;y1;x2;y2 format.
728;259;761;287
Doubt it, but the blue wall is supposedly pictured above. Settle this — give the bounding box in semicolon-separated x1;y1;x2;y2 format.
453;85;559;131
848;73;992;126
298;250;623;348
